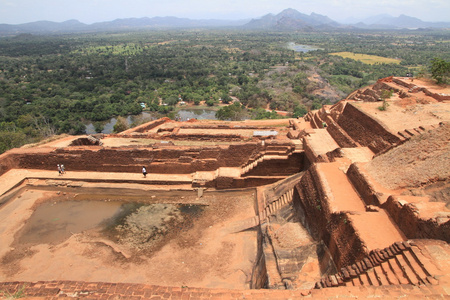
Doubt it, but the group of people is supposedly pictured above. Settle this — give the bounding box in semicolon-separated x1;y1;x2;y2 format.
57;164;146;178
57;164;65;176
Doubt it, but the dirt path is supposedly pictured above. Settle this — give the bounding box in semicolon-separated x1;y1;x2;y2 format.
317;162;365;212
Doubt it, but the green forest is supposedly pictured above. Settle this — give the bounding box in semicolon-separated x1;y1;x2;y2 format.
0;29;449;153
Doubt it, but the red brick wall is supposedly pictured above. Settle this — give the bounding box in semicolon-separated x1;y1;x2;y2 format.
383;196;450;243
292;165;366;269
0;143;262;175
337;103;401;154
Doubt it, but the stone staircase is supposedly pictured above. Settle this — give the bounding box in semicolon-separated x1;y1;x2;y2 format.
372;123;444;157
240;144;295;176
396;124;441;142
315;240;441;289
192;143;298;187
227;188;295;233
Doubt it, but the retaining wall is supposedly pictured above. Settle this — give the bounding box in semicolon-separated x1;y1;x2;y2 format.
214;177;282;189
0;143;263;175
0;152;19;175
324;213;366;270
325;116;359;148
243;153;305;177
383;196;450;243
346;163;380;206
119;117;170;134
392;78;450;101
292;164;366;269
337;103;401;154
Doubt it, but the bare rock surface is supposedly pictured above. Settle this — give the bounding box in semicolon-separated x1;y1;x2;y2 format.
366;123;450;190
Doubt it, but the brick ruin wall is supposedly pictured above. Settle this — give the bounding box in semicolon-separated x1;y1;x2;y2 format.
163;134;243;141
324;212;366;270
243;153;305;177
347;163;450;243
325;116;359;148
302;138;330;164
114;133;244;142
211;153;305;189
346;163;380;206
352;77;450;102
383;196;450;243
0;152;19;175
119;117;170;134
336;103;401;154
392;78;450;101
0;143;266;176
292;165;366;269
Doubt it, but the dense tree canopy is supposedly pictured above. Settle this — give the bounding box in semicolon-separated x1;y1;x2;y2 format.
0;29;448;153
430;58;450;84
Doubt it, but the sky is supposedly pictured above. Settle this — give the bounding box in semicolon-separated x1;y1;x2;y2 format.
0;0;449;25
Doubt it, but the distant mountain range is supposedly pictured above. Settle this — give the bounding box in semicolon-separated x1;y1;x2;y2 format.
0;8;449;36
351;14;450;30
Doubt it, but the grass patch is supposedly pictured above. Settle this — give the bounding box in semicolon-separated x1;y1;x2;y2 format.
330;52;401;65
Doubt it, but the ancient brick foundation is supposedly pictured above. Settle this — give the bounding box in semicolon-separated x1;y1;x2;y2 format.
336;103;401;154
0;143;266;176
383;196;450;243
346;163;381;206
292;165;366;269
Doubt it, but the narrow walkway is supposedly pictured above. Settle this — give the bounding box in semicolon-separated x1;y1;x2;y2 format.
0;169;194;197
349;211;406;251
316;161;406;251
317;162;365;212
305;129;340;156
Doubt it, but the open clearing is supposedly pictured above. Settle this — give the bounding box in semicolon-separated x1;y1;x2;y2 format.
330;52;401;64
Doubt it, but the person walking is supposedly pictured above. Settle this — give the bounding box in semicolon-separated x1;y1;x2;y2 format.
61;164;65;174
57;164;62;176
142;166;147;178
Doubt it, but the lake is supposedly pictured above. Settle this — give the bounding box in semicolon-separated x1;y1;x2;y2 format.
85;109;218;134
176;108;217;121
85;112;155;134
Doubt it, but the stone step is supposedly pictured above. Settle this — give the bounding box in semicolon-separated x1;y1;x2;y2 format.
388;256;410;285
373;265;390;285
404;129;416;136
351;277;361;286
366;269;380;286
402;250;429;283
397;131;410;140
394;254;419;285
380;261;398;285
316;241;448;291
358;273;371;285
408;247;436;277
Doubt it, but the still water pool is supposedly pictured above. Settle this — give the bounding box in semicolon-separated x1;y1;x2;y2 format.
18;200;205;246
